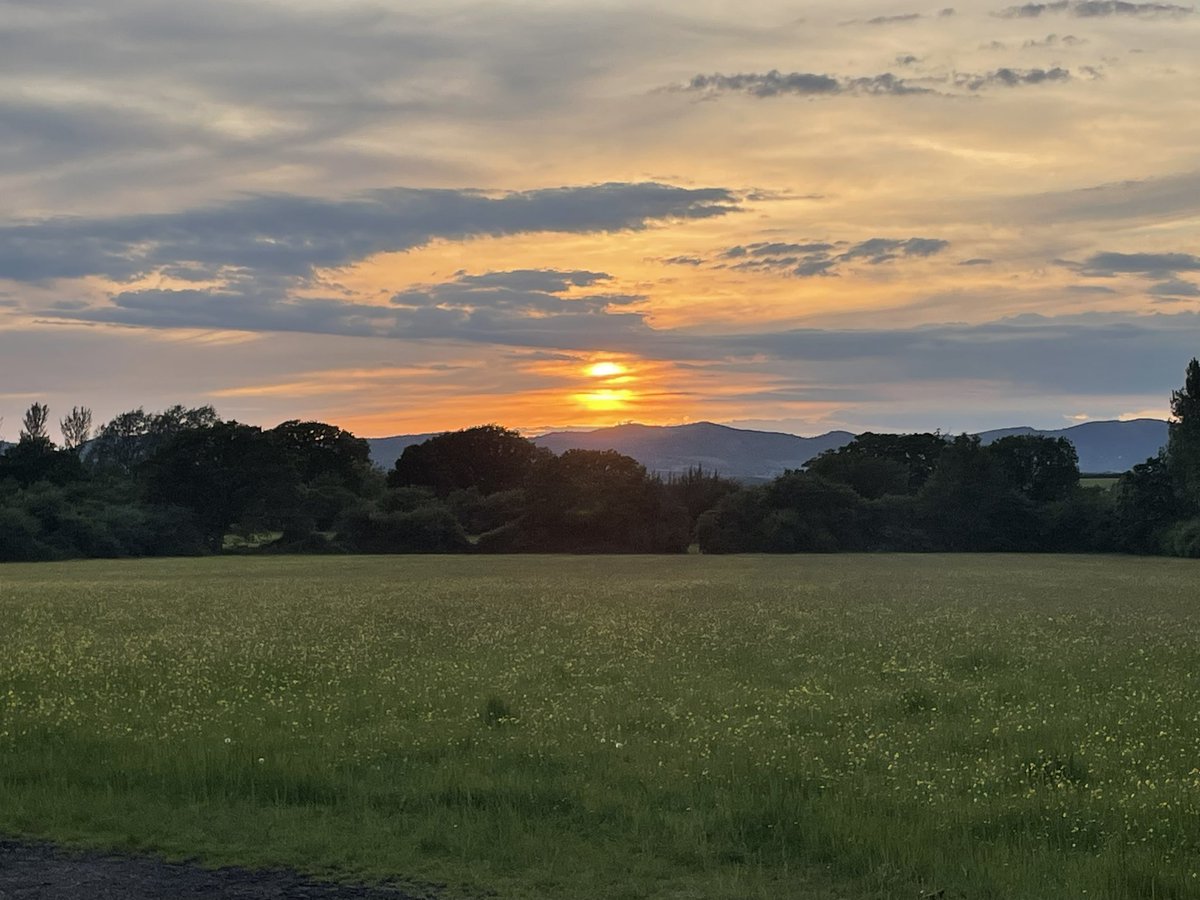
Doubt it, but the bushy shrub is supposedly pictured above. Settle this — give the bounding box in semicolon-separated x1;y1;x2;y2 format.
1161;517;1200;558
336;504;470;553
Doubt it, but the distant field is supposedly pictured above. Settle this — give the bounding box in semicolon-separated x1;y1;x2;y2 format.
2;555;1199;899
1080;476;1120;490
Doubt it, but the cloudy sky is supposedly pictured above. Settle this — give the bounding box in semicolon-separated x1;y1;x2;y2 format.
3;0;1200;438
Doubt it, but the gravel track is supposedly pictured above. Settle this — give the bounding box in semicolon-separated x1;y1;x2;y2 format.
0;839;447;900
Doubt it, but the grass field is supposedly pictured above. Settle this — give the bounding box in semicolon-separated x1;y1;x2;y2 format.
1;555;1199;899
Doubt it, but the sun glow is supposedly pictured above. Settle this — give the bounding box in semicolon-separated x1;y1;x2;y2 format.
575;388;634;411
586;361;627;378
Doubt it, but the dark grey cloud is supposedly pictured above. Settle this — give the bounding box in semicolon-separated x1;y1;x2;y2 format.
866;13;924;24
684;71;841;97
710;312;1200;396
53;268;653;351
845;73;937;95
721;242;837;258
1078;251;1200;277
956;67;1071;89
1065;284;1119;294
996;0;1192;16
391;270;640;316
1023;33;1085;46
1074;0;1192;14
839;237;949;262
959;258;994;266
682;64;1074;100
850;8;954;25
1064;252;1200;301
999;1;1073;15
1149;279;1200;298
0;182;739;285
454;270;612;293
713;237;950;277
681;70;934;98
9;180;738;353
660;256;706;266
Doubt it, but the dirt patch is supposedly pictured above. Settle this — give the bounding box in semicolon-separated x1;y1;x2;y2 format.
0;838;447;900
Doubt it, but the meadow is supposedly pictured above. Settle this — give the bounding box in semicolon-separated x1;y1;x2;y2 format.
1;555;1198;899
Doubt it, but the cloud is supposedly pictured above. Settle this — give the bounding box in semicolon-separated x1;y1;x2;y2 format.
1073;0;1192;14
681;64;1074;100
839;237;949;262
53;268;655;350
1149;278;1200;298
10;181;739;352
850;8;955;24
956;67;1071;89
865;13;924;24
995;0;1192;16
1078;251;1200;277
959;258;994;266
0;182;739;284
1006;172;1200;226
454;269;612;292
683;72;841;97
1064;252;1200;301
1023;33;1086;46
714;311;1200;396
714;237;950;277
680;70;935;98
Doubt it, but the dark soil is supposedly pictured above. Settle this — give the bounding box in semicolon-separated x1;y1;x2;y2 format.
0;839;447;900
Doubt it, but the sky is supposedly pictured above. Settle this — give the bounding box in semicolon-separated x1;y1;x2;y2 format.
2;0;1200;439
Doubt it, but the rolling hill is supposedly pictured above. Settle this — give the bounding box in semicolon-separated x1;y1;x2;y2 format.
978;418;1168;474
365;419;1169;480
534;422;855;481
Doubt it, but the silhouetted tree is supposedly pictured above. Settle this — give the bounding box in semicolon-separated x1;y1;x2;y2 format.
0;438;83;486
390;425;545;496
989;434;1080;502
696;487;769;553
664;467;742;534
144;421;299;550
807;452;909;500
1115;452;1184;554
496;449;688;552
271;420;372;488
1168;357;1200;508
919;434;1033;550
90;405;220;471
59;406;93;451
808;432;946;495
20;403;50;445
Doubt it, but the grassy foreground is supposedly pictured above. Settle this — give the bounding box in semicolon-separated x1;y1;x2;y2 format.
1;555;1199;899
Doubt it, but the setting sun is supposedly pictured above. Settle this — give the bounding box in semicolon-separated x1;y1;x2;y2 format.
586;361;627;379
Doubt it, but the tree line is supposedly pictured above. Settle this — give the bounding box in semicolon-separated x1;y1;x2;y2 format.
4;360;1200;560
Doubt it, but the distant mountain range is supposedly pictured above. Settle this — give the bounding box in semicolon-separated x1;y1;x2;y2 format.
366;418;1170;480
976;419;1168;475
0;419;1169;479
535;423;855;482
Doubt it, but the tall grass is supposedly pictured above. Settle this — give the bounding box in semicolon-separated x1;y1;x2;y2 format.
1;554;1198;898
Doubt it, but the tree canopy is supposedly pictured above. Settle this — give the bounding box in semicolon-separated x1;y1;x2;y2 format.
4;357;1200;560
